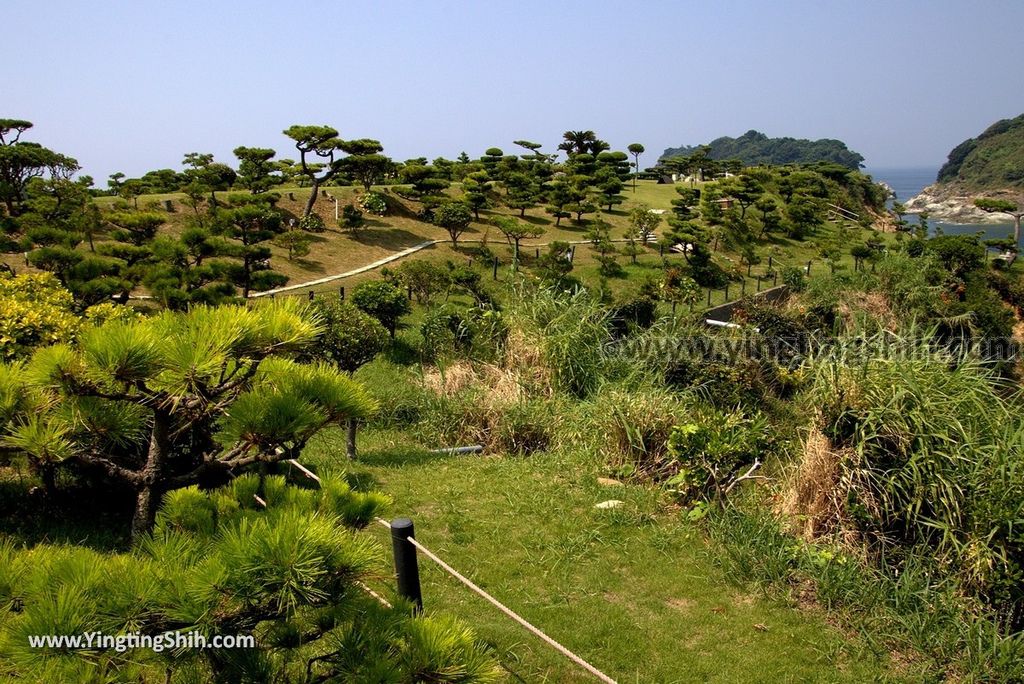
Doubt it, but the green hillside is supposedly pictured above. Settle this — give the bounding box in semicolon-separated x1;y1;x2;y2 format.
936;113;1024;189
661;130;864;169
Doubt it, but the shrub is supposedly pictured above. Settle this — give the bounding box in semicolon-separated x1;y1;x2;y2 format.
340;204;365;231
395;259;450;305
781;266;807;290
666;410;774;505
308;298;388;371
608;296;657;338
360;192;388;216
0;272;81;359
351;280;411;337
298;212;325;233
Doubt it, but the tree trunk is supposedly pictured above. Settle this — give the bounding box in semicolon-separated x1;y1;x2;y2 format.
304;181;320;218
131;408;172;538
346;418;357;459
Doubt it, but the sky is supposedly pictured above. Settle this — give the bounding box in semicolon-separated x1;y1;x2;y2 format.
4;0;1023;181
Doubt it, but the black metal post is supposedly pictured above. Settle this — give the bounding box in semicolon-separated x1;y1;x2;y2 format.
493;257;498;280
659;244;664;257
773;271;778;286
768;256;773;269
741;279;746;296
535;247;540;259
390;518;423;613
407;286;413;300
706;288;712;306
724;283;729;301
308;290;315;301
339;286;345;300
806;259;812;275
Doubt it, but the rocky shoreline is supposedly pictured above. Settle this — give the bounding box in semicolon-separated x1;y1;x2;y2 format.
904;183;1012;224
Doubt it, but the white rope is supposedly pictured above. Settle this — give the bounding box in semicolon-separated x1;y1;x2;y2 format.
356;580;393;608
287;459;321;484
375;518;617;684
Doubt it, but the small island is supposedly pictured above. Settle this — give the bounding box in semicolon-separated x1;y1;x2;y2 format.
661;129;865;169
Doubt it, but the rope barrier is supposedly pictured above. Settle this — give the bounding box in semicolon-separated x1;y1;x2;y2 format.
375;518;617;684
277;458;616;681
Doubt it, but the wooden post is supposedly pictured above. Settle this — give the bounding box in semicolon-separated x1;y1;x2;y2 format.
747;263;751;276
773;271;778;286
390;518;423;613
407;286;413;300
768;255;773;269
707;288;712;306
535;247;540;259
308;290;315;301
346;419;357;459
724;283;729;301
492;257;498;280
741;279;746;296
339;286;345;300
806;259;812;275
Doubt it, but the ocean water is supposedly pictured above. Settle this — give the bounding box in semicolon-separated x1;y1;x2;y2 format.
866;167;1015;241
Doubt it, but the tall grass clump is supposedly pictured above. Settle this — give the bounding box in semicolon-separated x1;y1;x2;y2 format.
706;507;1024;681
798;348;1024;618
504;284;610;398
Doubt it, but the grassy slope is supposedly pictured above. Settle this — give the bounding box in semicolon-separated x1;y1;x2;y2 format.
937;113;1024;191
303;429;897;683
85;181;883;300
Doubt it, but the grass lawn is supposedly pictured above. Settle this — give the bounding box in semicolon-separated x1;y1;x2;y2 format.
302;428;900;683
16;180;898;314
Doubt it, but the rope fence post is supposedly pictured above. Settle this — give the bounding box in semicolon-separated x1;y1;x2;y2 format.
375;518;618;684
390;518;423;613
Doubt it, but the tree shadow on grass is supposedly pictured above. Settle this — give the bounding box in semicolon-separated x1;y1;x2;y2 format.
351;228;434;250
0;477;133;551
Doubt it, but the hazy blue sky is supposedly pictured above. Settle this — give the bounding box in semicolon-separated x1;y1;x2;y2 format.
5;0;1023;180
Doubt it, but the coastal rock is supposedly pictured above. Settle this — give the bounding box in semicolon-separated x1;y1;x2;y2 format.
904;184;1011;224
